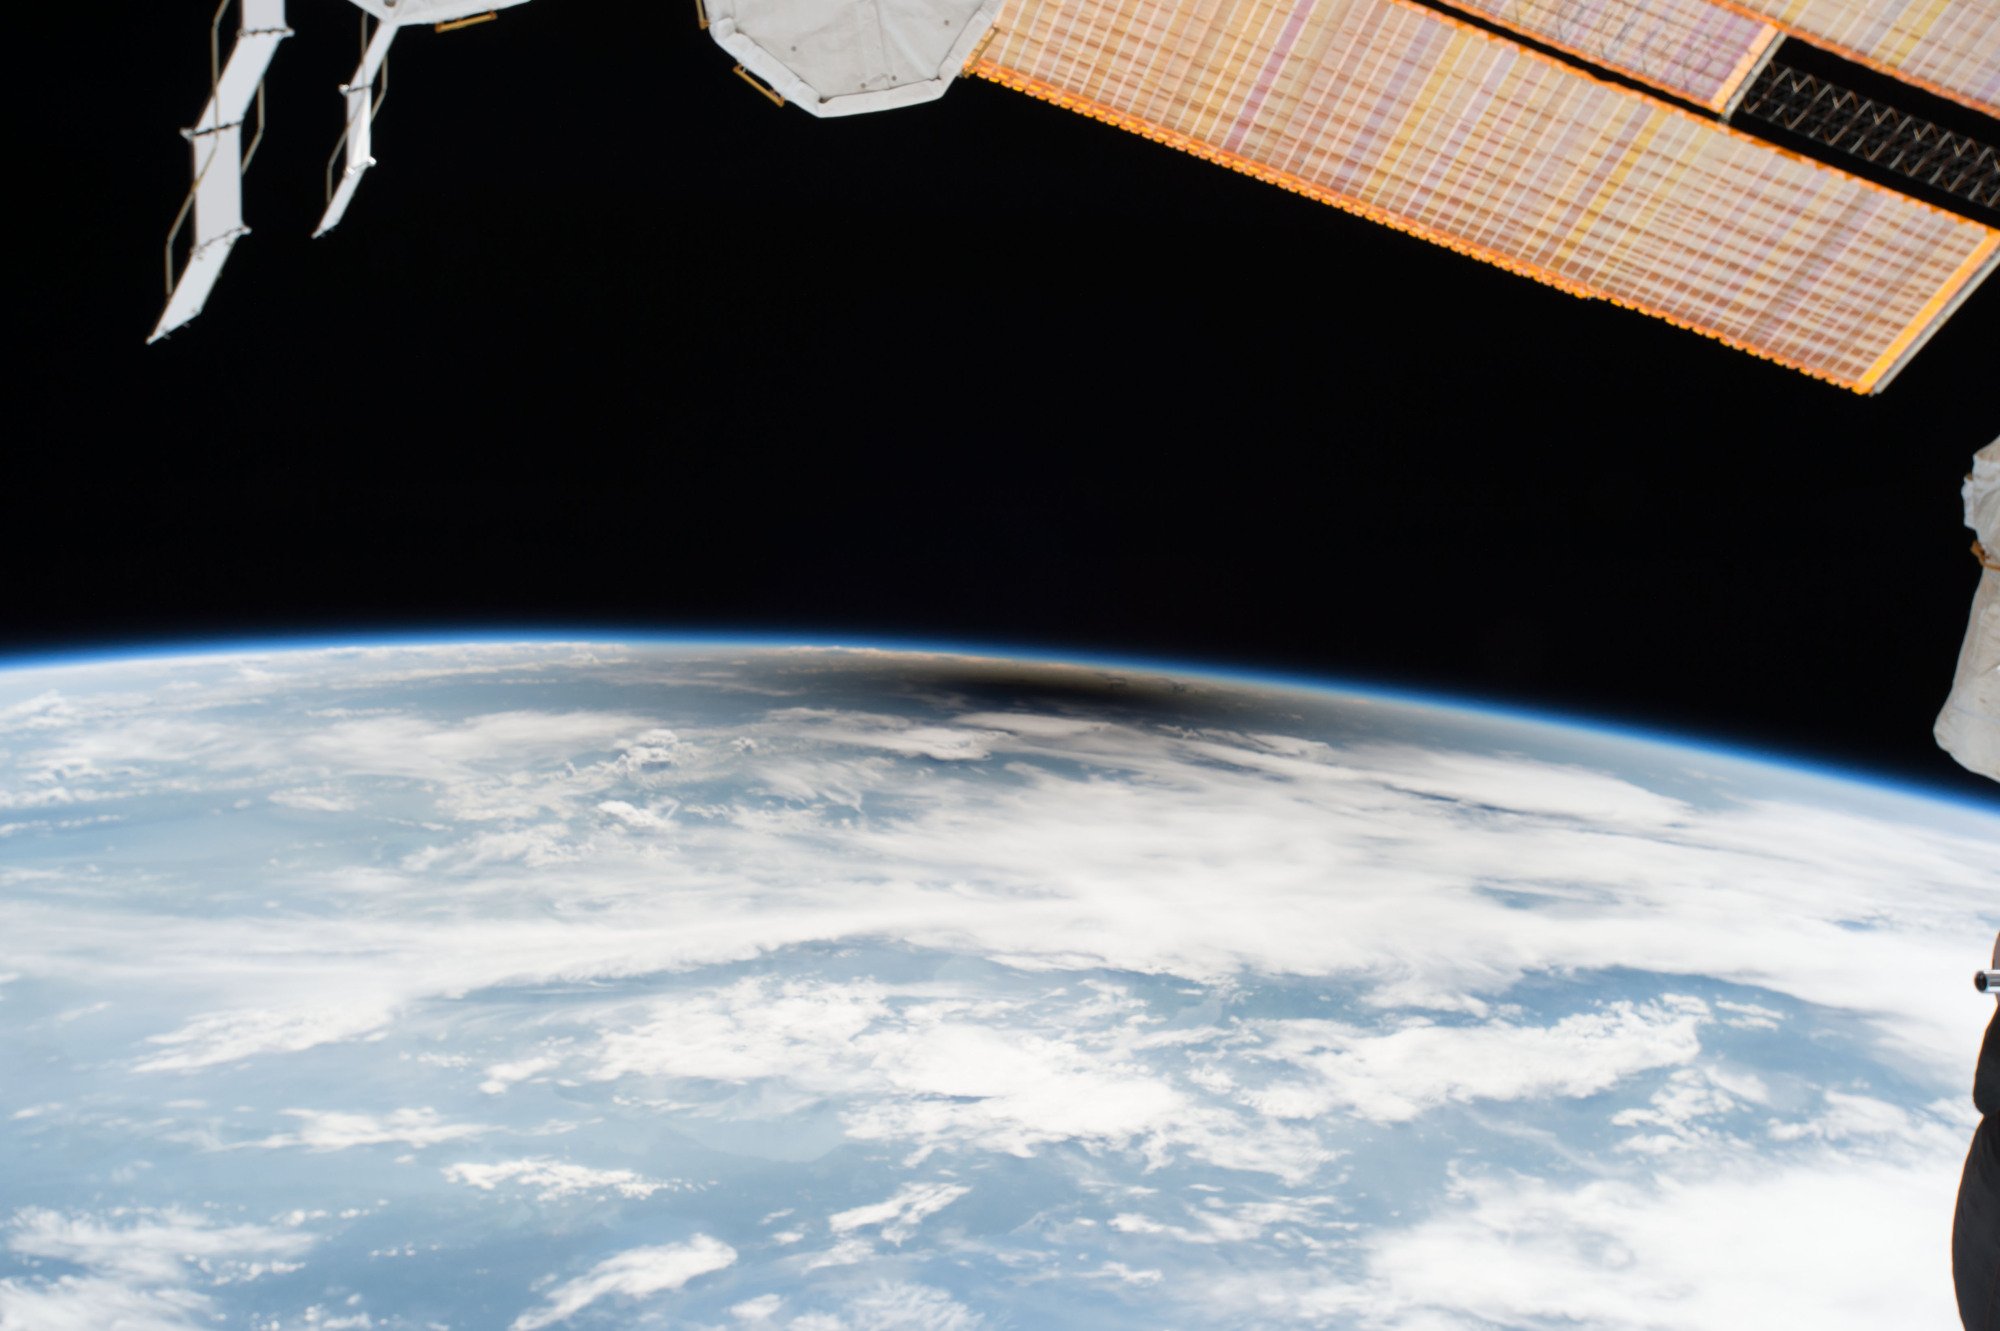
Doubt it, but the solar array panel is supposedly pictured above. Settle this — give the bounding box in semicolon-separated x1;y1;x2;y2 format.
1440;0;1777;110
1721;0;2000;121
969;0;1998;390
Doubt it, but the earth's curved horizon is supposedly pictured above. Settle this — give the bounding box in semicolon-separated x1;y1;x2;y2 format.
1;640;1995;1331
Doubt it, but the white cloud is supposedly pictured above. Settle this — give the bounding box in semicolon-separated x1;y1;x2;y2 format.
0;690;83;734
1;645;1995;1331
0;1275;210;1331
1767;1089;1959;1151
800;1237;874;1272
1108;1195;1335;1246
268;788;355;813
297;710;652;787
1237;997;1710;1124
252;1107;491;1152
480;1055;560;1095
592;978;890;1086
951;712;1105;740
507;1235;735;1331
1714;999;1782;1030
828;1182;970;1244
288;1307;374;1329
1365;748;1690;825
587;977;1333;1183
825;1281;984;1331
403;823;582;871
7;1206;313;1285
442;1157;679;1200
0;786;82;812
597;799;677;831
1338;1146;1964;1331
14;660;1987;1100
0;1206;314;1331
764;709;1002;762
136;1002;400;1073
1616;1055;1760;1151
0;812;121;841
730;1292;783;1321
842;1024;1199;1161
18;712;278;787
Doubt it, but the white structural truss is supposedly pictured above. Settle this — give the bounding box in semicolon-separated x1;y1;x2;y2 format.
150;0;532;344
151;0;292;344
150;0;1006;340
316;15;398;239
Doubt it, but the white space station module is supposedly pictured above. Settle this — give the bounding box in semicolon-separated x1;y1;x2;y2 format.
1937;442;2000;786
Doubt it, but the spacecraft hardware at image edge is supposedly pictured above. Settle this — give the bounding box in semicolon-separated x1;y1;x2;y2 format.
155;0;1996;393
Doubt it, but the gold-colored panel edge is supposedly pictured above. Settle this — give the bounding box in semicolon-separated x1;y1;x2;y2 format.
1702;0;2000;123
1856;231;2000;393
972;60;1869;389
1444;0;1765;111
973;0;1999;391
1712;22;1782;112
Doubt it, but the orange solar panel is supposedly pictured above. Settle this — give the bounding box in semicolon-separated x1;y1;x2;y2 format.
1437;0;1777;110
1718;0;2000;121
970;0;1999;391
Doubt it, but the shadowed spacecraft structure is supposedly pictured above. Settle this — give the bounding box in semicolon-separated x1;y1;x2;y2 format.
1959;932;2000;1331
157;0;1996;389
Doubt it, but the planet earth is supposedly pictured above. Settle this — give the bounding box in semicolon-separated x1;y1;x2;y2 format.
1;640;1996;1331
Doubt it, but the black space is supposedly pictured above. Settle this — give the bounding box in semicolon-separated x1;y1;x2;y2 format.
14;1;2000;803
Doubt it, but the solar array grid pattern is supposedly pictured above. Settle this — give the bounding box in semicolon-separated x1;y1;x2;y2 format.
1442;0;1776;109
1724;0;2000;120
971;0;1998;389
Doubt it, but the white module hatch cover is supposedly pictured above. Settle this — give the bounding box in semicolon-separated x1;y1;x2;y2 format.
706;0;998;115
1936;440;2000;784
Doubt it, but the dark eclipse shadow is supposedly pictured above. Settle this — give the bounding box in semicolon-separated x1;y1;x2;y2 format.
803;654;1214;719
